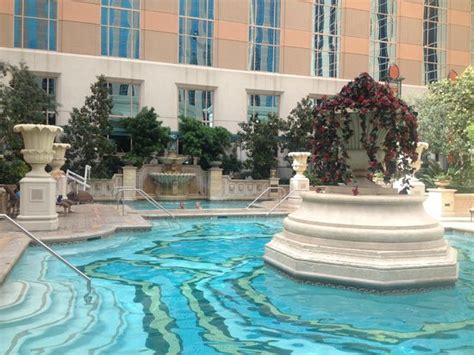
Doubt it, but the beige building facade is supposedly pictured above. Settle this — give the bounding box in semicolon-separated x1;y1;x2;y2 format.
0;0;472;138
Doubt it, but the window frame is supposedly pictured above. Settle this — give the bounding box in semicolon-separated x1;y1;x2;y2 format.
14;0;58;51
422;0;448;84
178;87;215;127
248;0;281;73
178;0;214;66
311;0;341;78
101;0;141;59
369;0;397;81
247;93;280;122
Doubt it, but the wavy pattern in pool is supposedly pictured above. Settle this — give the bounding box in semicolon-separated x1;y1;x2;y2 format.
0;217;473;354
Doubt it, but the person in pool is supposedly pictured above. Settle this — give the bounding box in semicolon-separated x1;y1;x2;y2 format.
195;201;202;210
179;201;185;209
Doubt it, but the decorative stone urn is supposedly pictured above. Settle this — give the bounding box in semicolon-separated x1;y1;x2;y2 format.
339;112;387;186
50;143;71;173
14;124;63;231
288;152;311;200
49;143;71;198
14;124;63;177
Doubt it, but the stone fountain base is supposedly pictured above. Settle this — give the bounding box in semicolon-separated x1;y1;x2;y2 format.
264;192;458;290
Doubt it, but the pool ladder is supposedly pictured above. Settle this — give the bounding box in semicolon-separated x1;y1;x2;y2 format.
0;214;93;304
246;186;287;209
114;187;175;219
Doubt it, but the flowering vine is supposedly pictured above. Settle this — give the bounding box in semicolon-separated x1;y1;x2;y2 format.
312;73;418;184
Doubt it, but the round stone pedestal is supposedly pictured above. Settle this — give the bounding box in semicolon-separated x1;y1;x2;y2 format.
264;192;458;290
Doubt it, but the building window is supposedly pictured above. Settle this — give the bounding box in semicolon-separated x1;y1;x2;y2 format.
247;94;279;121
107;82;140;152
423;0;447;84
312;0;340;78
178;88;214;127
369;0;397;81
179;0;214;66
14;0;57;50
36;77;57;125
249;0;280;72
101;0;140;59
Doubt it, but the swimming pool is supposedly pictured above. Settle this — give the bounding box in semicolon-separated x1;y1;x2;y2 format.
1;217;473;354
118;199;251;210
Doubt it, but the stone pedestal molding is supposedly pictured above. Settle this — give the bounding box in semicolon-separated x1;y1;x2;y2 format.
208;168;223;200
265;192;458;290
14;124;62;231
288;152;311;200
122;165;137;201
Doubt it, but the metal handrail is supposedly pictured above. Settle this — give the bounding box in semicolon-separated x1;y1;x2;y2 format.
266;189;306;216
66;170;91;190
0;214;92;303
246;186;286;209
114;187;175;219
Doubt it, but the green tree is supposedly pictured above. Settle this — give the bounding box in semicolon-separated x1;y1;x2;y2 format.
121;107;170;167
62;75;115;177
0;62;57;157
280;96;314;157
179;117;232;170
417;66;473;185
238;114;281;179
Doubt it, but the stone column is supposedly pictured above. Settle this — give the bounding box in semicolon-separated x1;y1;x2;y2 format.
410;142;429;196
49;143;71;198
122;165;137;201
425;188;457;218
288;152;311;200
269;169;280;199
14;124;62;231
208;167;223;200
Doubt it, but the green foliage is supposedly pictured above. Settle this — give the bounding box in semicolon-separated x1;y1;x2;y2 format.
222;145;243;175
415;159;443;189
313;73;418;184
280;96;314;157
179;117;232;170
238;114;281;179
121;107;170;167
93;155;124;179
62;75;115;177
0;62;57;157
0;158;29;184
416;66;473;186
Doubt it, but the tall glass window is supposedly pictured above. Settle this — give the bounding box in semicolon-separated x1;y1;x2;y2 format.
101;0;140;59
36;77;57;125
423;0;447;84
312;0;340;78
107;82;140;152
179;0;214;66
14;0;57;50
369;0;396;81
249;0;280;72
247;94;279;121
178;88;214;126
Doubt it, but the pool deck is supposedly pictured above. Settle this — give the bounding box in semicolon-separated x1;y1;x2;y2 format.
0;202;472;284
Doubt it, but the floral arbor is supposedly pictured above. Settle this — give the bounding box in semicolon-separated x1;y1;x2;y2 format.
312;73;418;185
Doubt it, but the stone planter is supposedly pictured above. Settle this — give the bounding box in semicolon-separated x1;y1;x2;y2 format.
288;152;310;177
435;180;451;189
14;124;63;177
50;143;71;173
209;160;222;168
337;112;387;181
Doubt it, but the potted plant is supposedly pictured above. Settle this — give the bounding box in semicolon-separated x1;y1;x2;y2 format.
312;73;418;185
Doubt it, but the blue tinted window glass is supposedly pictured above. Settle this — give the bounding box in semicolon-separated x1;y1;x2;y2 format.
14;17;22;47
15;0;22;15
101;1;139;58
178;88;214;126
179;0;214;66
49;20;56;50
247;94;279;121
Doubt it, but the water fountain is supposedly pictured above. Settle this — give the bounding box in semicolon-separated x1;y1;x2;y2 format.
149;153;195;200
264;74;458;290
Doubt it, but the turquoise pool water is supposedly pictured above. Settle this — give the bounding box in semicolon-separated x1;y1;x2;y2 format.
1;217;473;354
119;199;250;210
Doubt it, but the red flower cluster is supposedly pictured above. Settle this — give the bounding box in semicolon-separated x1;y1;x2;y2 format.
312;73;418;184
